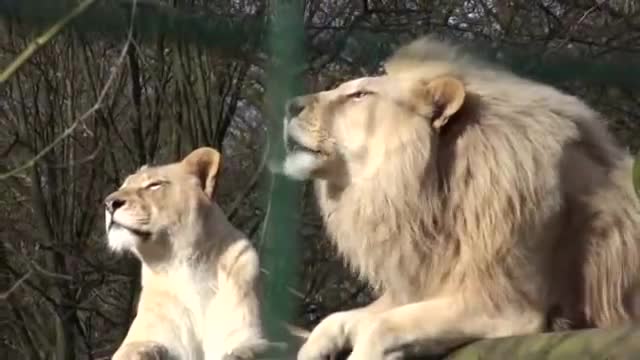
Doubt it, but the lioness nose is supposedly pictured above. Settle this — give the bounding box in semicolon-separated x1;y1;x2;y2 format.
104;195;126;214
285;97;305;118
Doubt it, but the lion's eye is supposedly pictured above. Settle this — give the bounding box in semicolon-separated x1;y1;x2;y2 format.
145;181;165;190
348;90;373;100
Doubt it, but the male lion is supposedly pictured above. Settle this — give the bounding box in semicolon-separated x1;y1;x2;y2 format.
104;147;268;360
281;36;640;360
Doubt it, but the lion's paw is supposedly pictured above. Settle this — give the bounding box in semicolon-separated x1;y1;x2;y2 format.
112;341;170;360
297;311;359;360
346;319;404;360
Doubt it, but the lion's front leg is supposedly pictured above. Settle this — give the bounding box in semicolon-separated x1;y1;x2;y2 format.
112;341;171;360
297;293;394;360
346;296;545;360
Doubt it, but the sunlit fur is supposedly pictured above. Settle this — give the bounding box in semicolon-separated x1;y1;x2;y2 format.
283;36;640;359
104;147;268;360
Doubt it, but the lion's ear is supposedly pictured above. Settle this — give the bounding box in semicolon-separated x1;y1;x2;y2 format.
181;147;222;199
426;76;466;129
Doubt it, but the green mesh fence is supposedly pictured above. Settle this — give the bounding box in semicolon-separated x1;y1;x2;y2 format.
2;1;640;90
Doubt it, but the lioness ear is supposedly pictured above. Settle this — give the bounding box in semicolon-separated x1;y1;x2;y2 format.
426;76;465;129
181;147;222;199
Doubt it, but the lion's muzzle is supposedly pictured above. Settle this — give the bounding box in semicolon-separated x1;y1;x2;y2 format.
283;96;310;154
285;96;306;119
104;193;126;215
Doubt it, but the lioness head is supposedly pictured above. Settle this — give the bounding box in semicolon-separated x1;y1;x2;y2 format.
282;53;466;184
103;147;222;260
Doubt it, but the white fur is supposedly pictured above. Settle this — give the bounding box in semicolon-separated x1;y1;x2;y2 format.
283;151;323;180
106;147;270;360
105;211;139;252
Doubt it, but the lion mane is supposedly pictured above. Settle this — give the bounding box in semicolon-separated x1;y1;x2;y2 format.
283;36;640;359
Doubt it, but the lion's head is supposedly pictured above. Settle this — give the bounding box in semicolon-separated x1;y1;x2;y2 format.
103;147;222;261
282;44;465;185
280;35;589;297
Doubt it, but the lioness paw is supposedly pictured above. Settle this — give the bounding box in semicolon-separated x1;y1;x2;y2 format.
112;341;170;360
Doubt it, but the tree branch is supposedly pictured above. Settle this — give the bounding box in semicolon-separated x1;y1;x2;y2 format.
0;0;98;83
0;0;138;179
0;270;32;300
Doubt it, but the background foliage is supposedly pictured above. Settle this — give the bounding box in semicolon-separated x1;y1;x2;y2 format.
1;1;640;359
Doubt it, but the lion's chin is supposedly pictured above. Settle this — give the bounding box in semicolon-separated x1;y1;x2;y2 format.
107;225;141;253
105;211;151;252
282;151;324;180
105;213;151;253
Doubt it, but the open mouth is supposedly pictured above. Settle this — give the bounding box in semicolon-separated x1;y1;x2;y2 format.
285;133;322;155
108;221;151;238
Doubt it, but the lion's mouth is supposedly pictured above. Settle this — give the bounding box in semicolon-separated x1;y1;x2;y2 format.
285;130;322;155
108;220;151;238
288;141;321;154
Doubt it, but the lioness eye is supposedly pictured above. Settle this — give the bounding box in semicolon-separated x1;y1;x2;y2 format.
145;181;164;190
348;90;373;100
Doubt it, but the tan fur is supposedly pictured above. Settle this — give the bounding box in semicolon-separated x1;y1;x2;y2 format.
281;36;640;360
104;147;268;360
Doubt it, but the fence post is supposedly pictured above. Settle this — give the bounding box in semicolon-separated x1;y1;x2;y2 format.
260;0;306;355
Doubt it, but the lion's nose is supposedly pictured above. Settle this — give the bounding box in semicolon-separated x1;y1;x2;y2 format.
104;194;126;214
285;97;306;118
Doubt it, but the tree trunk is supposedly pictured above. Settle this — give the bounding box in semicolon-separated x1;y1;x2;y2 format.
441;325;640;360
335;325;640;359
